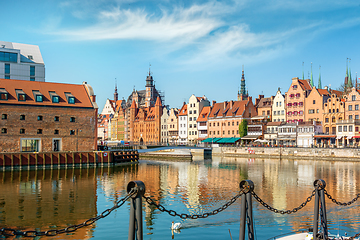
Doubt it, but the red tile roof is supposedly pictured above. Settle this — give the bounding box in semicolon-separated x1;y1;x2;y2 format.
317;88;330;96
208;100;249;118
298;79;312;91
197;106;211;122
178;103;187;116
0;78;94;108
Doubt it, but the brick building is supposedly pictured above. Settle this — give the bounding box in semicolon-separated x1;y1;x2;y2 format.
0;79;98;152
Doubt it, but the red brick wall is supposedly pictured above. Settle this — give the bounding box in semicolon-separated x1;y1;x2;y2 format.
0;105;97;152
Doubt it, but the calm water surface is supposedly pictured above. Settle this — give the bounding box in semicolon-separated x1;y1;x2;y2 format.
1;157;360;239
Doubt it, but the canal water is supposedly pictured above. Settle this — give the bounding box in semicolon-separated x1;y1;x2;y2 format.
1;157;360;239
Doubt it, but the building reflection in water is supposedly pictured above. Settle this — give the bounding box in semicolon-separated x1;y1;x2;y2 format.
1;158;360;238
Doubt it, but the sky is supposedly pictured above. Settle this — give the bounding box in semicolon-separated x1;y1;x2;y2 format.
3;0;360;110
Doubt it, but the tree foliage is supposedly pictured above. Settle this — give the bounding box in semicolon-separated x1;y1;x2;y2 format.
239;119;248;137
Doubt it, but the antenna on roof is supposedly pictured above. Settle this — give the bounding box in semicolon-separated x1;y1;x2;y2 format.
149;63;151;76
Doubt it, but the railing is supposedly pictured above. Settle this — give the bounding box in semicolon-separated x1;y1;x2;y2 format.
2;179;360;239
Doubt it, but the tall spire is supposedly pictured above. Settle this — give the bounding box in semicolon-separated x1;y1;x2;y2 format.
238;65;248;101
348;58;353;88
345;58;349;86
310;62;314;87
302;62;304;80
318;65;322;89
114;78;118;102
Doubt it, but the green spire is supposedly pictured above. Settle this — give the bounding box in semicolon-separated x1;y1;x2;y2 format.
318;65;322;89
302;62;304;80
310;62;314;87
347;58;353;89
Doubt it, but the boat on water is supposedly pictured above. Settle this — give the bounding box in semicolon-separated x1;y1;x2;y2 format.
269;231;359;240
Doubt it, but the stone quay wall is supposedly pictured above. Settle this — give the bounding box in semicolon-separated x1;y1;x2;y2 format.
212;146;360;161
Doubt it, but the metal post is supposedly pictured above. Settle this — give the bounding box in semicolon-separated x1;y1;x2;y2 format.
313;179;326;240
319;188;328;239
239;180;254;240
127;181;145;240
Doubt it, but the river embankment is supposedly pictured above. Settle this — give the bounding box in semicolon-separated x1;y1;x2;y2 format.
212;146;360;161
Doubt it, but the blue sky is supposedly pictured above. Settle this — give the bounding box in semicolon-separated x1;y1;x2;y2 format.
3;0;360;110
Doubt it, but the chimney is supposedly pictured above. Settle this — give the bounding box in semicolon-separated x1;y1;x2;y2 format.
212;100;216;106
255;95;263;106
224;101;227;109
230;100;233;109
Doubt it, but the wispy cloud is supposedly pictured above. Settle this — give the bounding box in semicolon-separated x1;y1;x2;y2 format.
45;0;360;68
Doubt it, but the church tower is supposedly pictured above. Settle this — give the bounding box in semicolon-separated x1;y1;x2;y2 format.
237;65;248;101
145;68;155;107
114;79;118;102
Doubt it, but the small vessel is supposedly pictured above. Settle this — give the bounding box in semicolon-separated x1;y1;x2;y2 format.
270;231;359;240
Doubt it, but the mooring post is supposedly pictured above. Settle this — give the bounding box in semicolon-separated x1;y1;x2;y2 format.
127;181;145;240
313;179;327;240
239;180;254;240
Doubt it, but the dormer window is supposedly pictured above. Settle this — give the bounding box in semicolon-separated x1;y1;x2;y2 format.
33;90;43;102
49;91;60;103
15;89;26;101
0;88;8;100
65;92;75;104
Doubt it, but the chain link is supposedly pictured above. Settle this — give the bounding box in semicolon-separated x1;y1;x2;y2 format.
324;190;360;206
0;189;136;237
143;190;244;219
251;189;316;214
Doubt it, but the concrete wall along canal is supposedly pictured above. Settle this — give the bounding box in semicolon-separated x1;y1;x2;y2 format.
213;146;360;161
0;150;139;169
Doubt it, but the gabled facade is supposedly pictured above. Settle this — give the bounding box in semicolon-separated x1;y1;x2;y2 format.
161;108;169;144
197;106;211;140
168;108;179;144
285;77;312;123
304;87;330;124
344;88;360;121
178;103;188;145
187;95;210;143
255;95;274;122
272;88;286;122
323;91;345;134
129;97;163;144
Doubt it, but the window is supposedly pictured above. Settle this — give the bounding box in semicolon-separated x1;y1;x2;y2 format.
356;115;359;120
349;105;353;111
344;126;347;132
356;127;359;132
20;128;25;134
30;77;35;81
313;100;316;104
194;117;197;121
262;111;265;115
65;93;76;104
37;129;42;134
325;127;329;133
21;139;40;152
2;114;7;120
338;126;342;132
279;102;282;107
20;115;25;120
54;129;59;134
332;117;336;122
352;95;356;101
36;95;43;102
70;130;75;135
293;85;298;89
70;117;76;122
189;110;192;114
0;88;8;100
30;66;35;76
308;109;315;114
281;110;284;115
189;124;192;128
349;125;353;132
52;96;59;103
1;128;7;134
194;110;196;114
54;116;59;121
228;122;230;126
189;117;192;121
5;63;10;74
356;105;359;110
274;111;277;115
349;115;353;120
276;102;278;107
325;118;329;123
37;115;43;121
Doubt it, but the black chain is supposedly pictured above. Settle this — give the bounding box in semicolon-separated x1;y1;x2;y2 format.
324;190;360;206
0;189;136;237
251;189;316;214
143;190;244;219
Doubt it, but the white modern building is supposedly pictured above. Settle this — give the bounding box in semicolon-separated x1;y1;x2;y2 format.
0;41;45;81
178;103;188;145
161;109;169;144
297;121;322;147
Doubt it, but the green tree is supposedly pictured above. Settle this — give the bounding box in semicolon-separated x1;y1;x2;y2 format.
239;119;248;137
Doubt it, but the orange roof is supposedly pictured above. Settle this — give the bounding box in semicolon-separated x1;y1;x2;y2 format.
0;78;94;108
331;90;343;97
178;103;187;116
298;79;312;91
208;100;249;118
317;88;330;96
197;106;211;122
